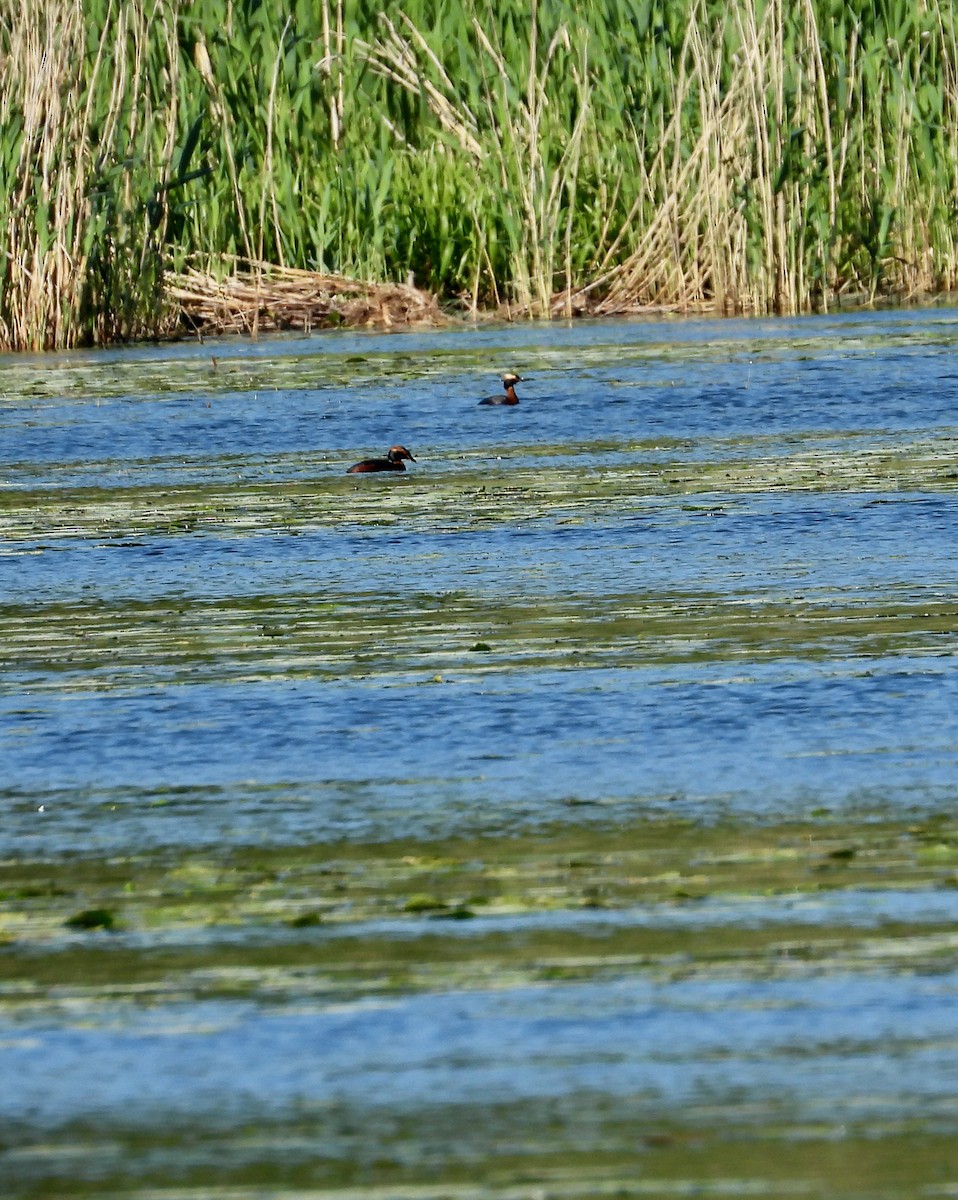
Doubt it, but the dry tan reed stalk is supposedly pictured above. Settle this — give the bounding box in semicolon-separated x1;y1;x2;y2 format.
559;52;589;318
356;16;483;158
261;16;293;271
194;30;254;266
319;0;345;149
803;0;836;229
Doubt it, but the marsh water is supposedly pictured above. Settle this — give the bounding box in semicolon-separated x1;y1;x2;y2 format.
3;309;958;1198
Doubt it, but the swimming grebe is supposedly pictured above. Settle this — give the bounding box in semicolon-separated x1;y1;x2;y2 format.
346;445;416;474
479;372;525;406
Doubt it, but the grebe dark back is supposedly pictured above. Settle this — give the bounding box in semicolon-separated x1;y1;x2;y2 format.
479;372;525;406
346;445;416;474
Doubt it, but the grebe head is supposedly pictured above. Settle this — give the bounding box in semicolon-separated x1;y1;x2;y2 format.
387;445;416;463
478;371;528;406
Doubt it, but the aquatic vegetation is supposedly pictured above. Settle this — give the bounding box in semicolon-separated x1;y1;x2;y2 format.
63;907;116;931
5;815;958;977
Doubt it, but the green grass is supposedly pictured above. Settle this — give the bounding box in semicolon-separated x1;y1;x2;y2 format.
4;0;958;348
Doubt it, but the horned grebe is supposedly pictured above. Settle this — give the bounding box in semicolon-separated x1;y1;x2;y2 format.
346;445;416;473
479;372;525;406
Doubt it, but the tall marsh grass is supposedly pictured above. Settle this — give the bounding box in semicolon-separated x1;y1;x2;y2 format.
3;0;958;348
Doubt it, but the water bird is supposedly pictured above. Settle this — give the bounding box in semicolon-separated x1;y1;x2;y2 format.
346;445;416;474
479;372;526;406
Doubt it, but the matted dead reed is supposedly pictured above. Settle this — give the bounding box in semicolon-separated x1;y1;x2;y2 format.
167;262;444;336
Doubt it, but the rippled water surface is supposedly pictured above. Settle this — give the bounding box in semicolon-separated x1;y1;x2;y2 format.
4;309;958;1197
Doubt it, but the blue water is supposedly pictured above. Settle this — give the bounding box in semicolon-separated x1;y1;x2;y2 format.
4;308;958;479
4;653;958;855
5;312;958;1193
4;311;958;855
6;971;958;1134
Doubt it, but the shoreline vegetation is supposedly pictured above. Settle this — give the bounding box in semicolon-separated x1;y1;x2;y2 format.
2;0;958;351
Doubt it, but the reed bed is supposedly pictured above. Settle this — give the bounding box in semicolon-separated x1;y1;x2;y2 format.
2;0;958;349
